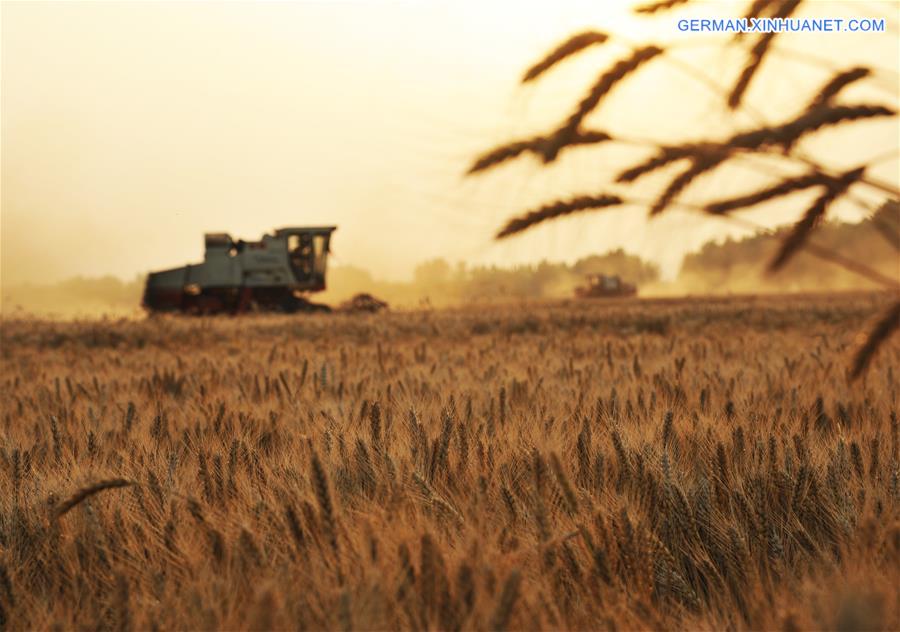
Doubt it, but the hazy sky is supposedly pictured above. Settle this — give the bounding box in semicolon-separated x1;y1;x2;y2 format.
2;0;898;284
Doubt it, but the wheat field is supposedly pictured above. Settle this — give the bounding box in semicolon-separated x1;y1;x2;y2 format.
1;292;898;631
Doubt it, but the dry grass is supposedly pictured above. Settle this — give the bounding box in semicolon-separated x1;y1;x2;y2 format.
1;292;899;630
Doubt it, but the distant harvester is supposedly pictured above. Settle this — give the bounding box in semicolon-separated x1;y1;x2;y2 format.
143;227;336;314
575;274;637;299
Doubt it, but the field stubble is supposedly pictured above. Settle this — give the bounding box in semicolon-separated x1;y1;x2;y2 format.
1;292;898;630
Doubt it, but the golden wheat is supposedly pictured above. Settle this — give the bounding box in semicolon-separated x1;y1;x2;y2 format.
0;293;898;630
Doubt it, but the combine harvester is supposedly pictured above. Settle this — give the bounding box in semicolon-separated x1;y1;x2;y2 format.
143;226;356;314
574;274;637;299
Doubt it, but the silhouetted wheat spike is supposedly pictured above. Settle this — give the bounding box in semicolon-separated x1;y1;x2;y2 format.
704;172;833;214
768;167;864;272
806;67;871;110
618;104;894;183
850;300;900;380
522;31;609;83
496;194;624;239
729;32;776;109
542;46;663;161
635;0;690;14
729;0;803;109
617;146;699;183
734;0;778;41
468;130;611;174
650;151;728;215
743;103;895;151
54;479;134;520
541;131;614;162
740;0;775;27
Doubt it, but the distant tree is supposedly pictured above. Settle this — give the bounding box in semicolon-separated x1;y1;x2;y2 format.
414;258;452;288
679;200;899;293
573;249;660;284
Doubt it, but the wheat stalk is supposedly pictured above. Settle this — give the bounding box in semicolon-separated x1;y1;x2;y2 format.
850;300;900;380
311;452;339;553
496;194;624;238
704;172;833;214
649;152;729;215
468;130;611;173
768;167;864;272
488;569;522;630
53;479;134;520
522;31;609;83
728;0;803;109
618;104;894;184
542;46;663;162
634;0;691;14
806;67;871;110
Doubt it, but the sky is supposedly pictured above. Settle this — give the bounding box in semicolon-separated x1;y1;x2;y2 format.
2;0;898;285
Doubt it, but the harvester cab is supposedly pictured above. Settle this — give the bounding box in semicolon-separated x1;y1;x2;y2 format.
143;226;336;314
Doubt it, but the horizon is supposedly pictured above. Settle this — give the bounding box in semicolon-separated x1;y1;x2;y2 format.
0;203;892;289
2;206;894;317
